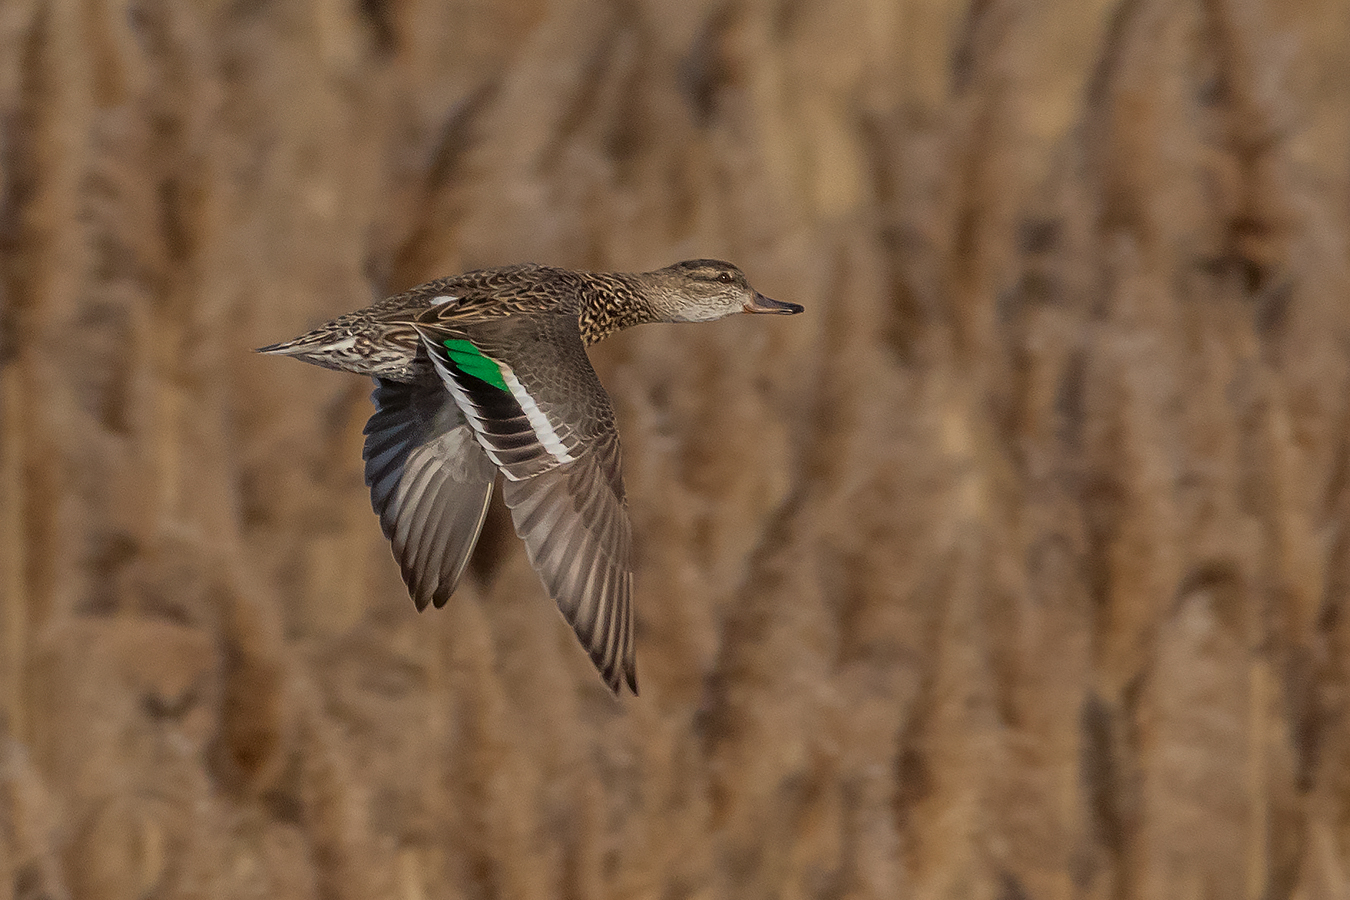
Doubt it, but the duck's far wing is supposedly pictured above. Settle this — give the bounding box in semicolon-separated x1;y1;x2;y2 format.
363;377;495;611
414;323;636;694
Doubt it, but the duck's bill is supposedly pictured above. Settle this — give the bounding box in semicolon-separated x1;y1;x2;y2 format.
743;293;804;315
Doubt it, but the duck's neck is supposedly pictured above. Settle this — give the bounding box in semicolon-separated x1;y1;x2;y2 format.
577;272;660;345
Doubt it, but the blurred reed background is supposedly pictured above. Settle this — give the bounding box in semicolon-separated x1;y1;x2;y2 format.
2;0;1350;896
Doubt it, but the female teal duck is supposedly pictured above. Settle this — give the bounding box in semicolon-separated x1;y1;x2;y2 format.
258;260;802;694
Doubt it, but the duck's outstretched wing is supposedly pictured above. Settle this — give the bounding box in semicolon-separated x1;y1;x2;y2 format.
498;431;634;694
363;377;495;611
414;319;637;694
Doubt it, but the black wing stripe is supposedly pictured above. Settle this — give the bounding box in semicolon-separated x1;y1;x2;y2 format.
478;427;538;449
454;372;519;417
420;328;582;481
492;445;549;470
451;379;532;441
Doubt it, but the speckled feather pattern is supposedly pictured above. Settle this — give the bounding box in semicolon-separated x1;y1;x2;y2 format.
256;264;686;383
257;259;800;694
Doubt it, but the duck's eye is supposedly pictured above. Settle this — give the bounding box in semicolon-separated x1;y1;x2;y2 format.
716;272;735;284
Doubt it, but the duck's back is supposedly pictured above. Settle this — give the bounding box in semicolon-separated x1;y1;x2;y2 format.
257;264;597;382
371;263;584;325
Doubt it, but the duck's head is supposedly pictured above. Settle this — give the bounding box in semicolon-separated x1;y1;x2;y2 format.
645;259;803;322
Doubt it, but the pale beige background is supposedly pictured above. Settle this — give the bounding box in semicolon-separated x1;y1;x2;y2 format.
3;0;1350;897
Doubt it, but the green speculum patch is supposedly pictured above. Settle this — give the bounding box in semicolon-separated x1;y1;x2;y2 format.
442;339;509;392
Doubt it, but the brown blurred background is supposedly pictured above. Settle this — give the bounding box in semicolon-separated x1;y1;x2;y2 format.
3;0;1350;896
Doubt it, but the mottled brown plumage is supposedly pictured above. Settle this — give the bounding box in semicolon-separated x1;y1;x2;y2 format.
258;260;802;694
